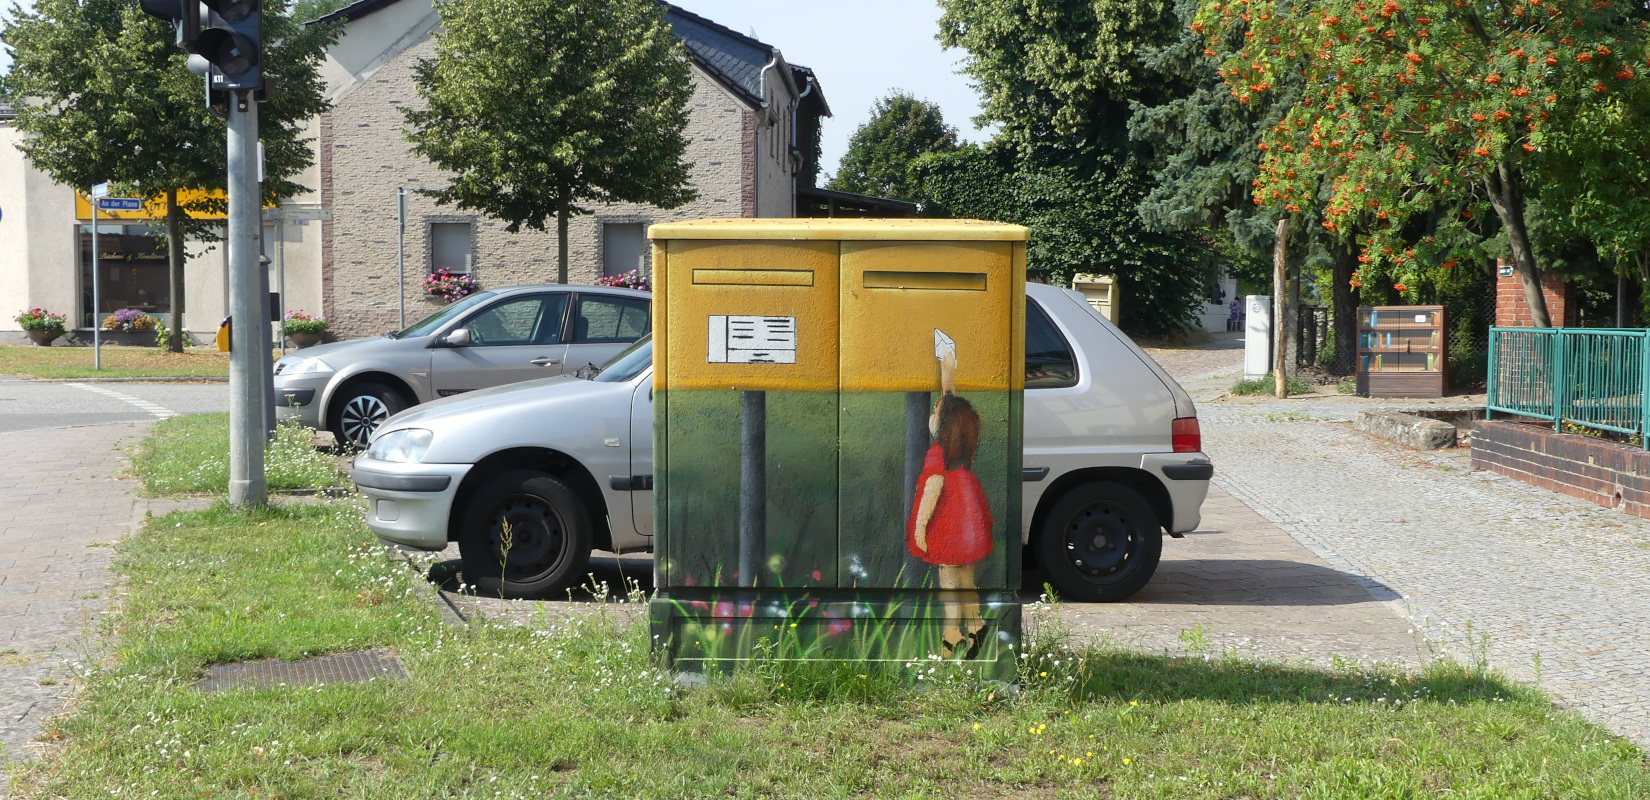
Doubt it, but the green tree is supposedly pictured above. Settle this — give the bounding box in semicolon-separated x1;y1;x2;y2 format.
937;0;1216;335
939;0;1195;157
918;145;1209;336
827;91;958;203
0;0;339;350
1197;0;1650;327
403;0;695;284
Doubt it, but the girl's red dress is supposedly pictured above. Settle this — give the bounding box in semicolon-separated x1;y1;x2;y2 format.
906;443;995;566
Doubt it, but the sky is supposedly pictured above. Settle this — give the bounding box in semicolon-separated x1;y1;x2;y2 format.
0;0;993;175
666;0;992;178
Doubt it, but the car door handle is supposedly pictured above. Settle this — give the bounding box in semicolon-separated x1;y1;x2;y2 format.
530;357;560;367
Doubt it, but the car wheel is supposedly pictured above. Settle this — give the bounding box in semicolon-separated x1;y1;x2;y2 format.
328;381;407;449
1035;481;1162;603
458;470;593;599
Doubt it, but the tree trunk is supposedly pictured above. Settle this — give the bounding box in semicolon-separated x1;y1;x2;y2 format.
1285;266;1300;375
165;188;186;353
1331;241;1359;374
556;189;570;285
1618;268;1627;328
1484;162;1552;328
1273;218;1289;398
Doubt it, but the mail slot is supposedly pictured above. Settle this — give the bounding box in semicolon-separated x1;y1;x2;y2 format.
648;219;1029;680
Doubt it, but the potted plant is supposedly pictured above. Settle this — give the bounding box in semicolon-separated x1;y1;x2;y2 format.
594;269;650;291
102;308;156;332
421;268;481;303
282;310;328;348
15;308;68;346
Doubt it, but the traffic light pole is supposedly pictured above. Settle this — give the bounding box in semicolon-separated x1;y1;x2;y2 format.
227;93;267;508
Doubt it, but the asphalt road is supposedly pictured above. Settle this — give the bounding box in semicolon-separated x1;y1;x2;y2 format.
0;378;230;433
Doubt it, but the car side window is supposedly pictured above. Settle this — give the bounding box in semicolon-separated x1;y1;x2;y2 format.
572;295;650;344
1027;299;1079;389
465;294;566;346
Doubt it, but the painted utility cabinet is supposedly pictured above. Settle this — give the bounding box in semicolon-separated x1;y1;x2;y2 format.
648;219;1029;680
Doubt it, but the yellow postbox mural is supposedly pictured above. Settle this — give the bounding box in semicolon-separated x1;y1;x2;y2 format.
649;219;1028;679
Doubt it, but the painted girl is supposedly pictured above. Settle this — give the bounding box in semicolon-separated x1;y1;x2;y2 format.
907;329;993;657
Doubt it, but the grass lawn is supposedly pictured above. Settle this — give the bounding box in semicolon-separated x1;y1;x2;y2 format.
130;412;344;495
12;423;1649;798
0;344;230;379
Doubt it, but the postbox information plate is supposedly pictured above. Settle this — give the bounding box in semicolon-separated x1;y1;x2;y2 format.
649;219;1029;681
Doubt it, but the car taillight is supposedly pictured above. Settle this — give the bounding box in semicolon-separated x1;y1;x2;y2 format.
1172;417;1201;453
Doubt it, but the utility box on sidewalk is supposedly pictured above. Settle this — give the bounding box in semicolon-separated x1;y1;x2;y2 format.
1244;294;1273;380
648;218;1028;680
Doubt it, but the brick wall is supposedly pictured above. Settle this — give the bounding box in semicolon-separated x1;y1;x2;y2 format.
1495;261;1572;327
1471;419;1650;517
325;35;754;339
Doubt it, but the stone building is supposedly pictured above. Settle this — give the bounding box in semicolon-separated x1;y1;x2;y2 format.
314;0;831;338
0;2;833;342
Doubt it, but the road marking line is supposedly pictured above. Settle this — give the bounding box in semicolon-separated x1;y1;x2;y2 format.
65;383;177;420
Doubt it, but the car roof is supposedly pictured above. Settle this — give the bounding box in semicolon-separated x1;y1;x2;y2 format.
487;284;652;300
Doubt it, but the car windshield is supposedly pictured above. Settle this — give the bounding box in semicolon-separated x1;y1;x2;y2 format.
591;335;652;383
390;291;497;338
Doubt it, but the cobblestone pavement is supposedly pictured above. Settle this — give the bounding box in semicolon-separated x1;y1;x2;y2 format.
1176;349;1650;743
0;421;201;793
1139;332;1245;382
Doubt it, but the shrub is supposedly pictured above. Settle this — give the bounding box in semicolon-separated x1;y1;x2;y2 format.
422;268;481;303
1231;374;1313;396
102;308;155;332
282;310;328;336
14;307;68;335
594;269;650;291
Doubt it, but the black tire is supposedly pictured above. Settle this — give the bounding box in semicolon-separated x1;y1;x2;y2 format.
328;381;408;449
458;470;593;599
1035;481;1163;603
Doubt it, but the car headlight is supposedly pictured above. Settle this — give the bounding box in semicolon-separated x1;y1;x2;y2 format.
366;428;433;463
282;357;334;376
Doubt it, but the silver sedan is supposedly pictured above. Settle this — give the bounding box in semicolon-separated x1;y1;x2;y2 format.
353;284;1214;603
273;285;650;447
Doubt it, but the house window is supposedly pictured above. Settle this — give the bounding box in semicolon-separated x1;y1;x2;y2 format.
79;224;170;329
602;223;647;279
431;222;473;273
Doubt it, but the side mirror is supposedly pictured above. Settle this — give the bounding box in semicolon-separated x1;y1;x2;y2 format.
444;328;472;347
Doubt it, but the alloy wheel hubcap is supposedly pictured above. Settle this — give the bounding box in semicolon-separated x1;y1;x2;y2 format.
340;395;390;447
1063;502;1135;579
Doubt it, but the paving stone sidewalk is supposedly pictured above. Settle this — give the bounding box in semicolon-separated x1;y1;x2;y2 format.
0;423;198;790
1198;389;1650;743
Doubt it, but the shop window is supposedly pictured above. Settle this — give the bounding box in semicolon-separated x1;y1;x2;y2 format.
602;223;646;278
79;224;170;329
431;222;473;273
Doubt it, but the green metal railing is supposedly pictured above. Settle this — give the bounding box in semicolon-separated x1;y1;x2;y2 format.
1487;327;1650;445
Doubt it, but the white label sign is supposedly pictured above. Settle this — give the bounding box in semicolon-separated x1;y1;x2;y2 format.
708;315;797;364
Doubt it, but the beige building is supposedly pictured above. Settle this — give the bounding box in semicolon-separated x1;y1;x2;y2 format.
0;1;833;342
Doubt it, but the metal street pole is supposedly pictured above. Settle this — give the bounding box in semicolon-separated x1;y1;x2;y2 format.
276;216;287;356
396;187;407;330
91;201;101;371
227;94;267;508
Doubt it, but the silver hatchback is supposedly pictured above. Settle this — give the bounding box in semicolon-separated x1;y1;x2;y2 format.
274;285;651;447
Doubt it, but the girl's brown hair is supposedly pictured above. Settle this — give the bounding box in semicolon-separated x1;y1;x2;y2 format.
935;393;981;471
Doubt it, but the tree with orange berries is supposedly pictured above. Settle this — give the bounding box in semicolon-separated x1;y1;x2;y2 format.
1196;0;1650;326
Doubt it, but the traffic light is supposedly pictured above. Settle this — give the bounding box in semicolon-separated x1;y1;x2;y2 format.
139;0;261;91
137;0;199;50
197;0;261;91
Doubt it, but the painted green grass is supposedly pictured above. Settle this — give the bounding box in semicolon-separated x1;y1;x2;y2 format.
0;344;231;379
130;412;343;495
12;496;1650;798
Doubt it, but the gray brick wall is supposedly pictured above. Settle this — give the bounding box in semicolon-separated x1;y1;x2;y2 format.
325;36;754;339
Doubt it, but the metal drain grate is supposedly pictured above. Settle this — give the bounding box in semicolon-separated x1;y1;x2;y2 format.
195;648;407;692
